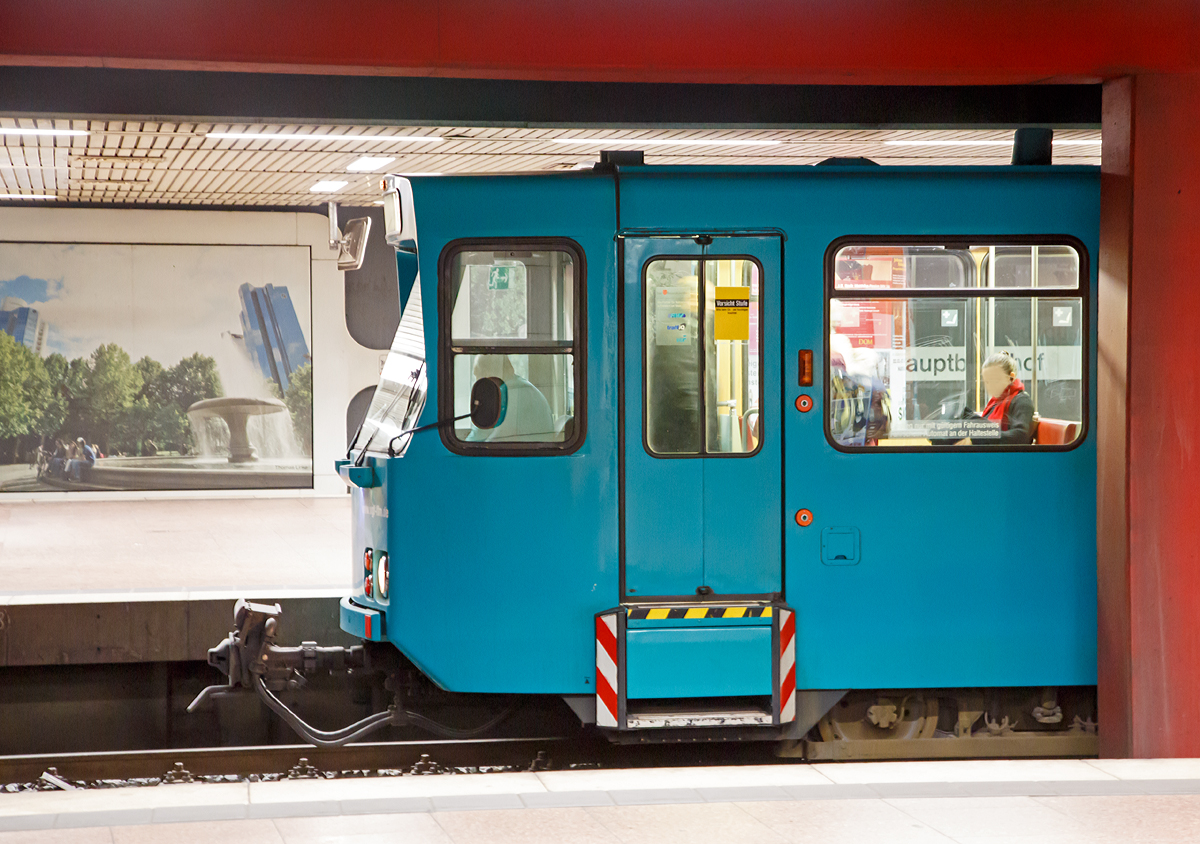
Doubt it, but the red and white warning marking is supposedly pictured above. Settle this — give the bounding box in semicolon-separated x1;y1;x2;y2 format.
595;613;619;728
779;607;796;722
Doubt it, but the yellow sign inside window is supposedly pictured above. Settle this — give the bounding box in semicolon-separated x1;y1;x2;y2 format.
714;286;750;341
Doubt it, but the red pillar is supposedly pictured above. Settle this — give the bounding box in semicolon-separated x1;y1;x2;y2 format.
1099;74;1200;757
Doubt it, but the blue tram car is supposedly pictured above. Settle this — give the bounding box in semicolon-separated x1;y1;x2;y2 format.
201;148;1100;757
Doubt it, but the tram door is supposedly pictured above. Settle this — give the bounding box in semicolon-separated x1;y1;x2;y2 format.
622;235;783;600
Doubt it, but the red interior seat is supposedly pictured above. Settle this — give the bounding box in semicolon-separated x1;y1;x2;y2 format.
1033;417;1078;445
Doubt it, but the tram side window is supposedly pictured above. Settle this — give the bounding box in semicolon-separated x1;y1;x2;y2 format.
835;246;974;290
828;242;1086;450
645;257;762;456
442;244;583;452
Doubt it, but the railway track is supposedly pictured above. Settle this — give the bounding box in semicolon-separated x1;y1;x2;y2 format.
0;737;576;786
0;735;786;788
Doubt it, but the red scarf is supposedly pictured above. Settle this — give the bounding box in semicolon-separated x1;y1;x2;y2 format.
981;378;1025;430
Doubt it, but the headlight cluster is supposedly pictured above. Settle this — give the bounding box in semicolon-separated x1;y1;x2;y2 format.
363;548;389;600
377;552;389;599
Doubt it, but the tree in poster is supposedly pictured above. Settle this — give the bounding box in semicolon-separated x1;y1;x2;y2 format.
134;356;166;404
38;353;71;438
114;397;187;456
284;362;313;456
116;355;189;454
0;340;228;463
161;353;223;412
74;343;143;452
0;332;46;441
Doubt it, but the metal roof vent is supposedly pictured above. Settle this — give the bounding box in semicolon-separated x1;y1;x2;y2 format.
600;150;645;167
1012;128;1053;165
816;157;880;166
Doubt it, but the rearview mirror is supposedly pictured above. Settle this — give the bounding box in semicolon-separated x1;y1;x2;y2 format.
335;217;371;271
380;175;419;253
381;176;403;245
470;377;507;429
328;201;372;271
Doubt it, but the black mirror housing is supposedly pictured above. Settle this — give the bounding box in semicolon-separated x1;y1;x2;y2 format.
470;377;507;429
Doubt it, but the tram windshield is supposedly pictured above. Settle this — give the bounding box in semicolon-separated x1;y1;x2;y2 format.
355;278;429;458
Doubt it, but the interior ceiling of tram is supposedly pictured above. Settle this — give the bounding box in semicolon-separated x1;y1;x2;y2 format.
0;120;1101;207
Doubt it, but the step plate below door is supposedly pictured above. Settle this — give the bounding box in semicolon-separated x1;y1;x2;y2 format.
595;604;795;730
627;709;773;729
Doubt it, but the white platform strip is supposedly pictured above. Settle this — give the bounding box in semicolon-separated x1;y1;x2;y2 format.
4;759;1200;831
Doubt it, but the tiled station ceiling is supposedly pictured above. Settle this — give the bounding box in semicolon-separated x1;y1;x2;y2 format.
0;120;1101;207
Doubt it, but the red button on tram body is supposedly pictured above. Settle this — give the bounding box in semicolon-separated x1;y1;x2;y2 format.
795;395;813;412
795;509;813;527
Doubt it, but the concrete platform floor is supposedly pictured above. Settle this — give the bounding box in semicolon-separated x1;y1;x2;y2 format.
0;497;351;598
4;759;1200;843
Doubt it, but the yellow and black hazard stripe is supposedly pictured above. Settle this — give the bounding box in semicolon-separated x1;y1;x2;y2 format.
627;606;773;620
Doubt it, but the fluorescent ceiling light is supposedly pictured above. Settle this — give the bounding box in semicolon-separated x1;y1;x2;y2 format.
0;193;57;199
395;171;442;176
347;156;395;171
0;127;88;137
208;131;442;143
310;180;348;192
549;137;780;147
884;139;1014;147
885;138;1101;147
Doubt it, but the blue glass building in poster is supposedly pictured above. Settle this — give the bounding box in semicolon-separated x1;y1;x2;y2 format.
238;283;310;393
0;301;41;352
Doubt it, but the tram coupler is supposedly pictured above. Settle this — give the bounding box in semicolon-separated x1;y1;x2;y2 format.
187;598;368;712
187;600;517;745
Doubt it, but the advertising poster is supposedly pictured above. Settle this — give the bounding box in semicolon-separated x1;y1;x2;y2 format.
0;243;313;491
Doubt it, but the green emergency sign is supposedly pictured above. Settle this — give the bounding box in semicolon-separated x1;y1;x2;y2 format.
488;266;515;290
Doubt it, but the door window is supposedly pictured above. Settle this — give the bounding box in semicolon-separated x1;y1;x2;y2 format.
644;257;762;457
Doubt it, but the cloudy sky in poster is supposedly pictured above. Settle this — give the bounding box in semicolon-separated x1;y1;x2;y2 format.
0;243;311;392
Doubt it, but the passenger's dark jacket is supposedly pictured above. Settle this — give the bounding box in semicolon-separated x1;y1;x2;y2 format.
981;379;1035;444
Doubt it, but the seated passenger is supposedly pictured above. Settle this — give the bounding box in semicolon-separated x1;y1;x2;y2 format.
829;329;892;447
965;351;1034;445
465;355;555;443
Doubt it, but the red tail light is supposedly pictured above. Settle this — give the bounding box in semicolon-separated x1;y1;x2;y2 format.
363;548;374;598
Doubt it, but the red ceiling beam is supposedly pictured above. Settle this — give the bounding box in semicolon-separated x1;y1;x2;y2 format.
1;1;1198;85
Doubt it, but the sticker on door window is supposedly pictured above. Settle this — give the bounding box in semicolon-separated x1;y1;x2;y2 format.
654;286;696;346
714;287;750;341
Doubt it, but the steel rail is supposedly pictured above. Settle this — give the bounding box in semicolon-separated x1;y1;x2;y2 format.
0;735;797;787
0;737;577;785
